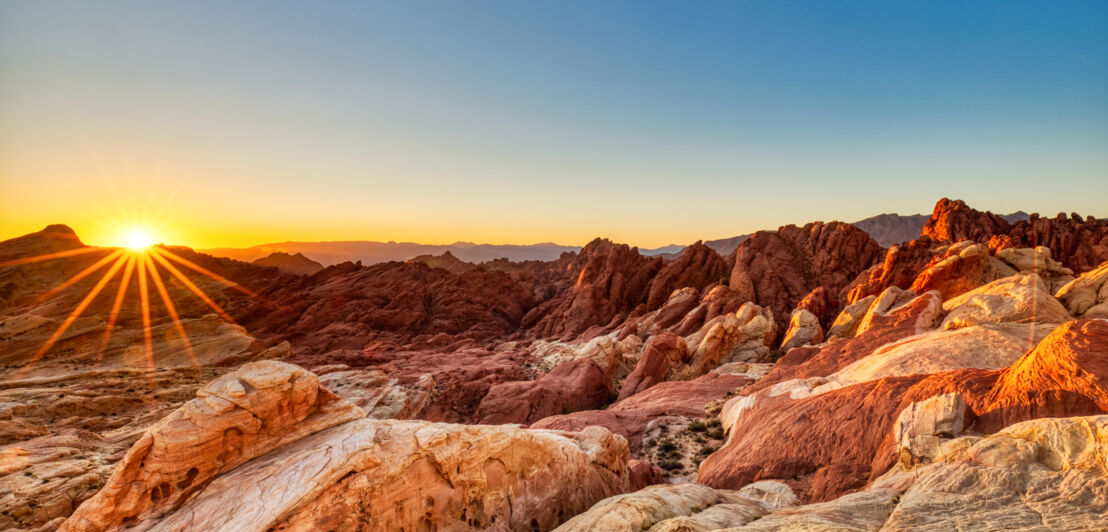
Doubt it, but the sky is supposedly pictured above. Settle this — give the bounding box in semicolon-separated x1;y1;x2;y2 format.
1;1;1106;249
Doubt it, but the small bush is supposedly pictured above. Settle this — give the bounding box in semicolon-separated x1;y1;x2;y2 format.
657;439;677;453
687;420;707;432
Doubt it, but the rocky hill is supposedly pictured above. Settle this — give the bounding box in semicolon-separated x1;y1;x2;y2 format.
251;251;324;275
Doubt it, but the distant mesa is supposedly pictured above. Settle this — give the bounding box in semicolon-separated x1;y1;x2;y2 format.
251;251;324;276
406;250;476;274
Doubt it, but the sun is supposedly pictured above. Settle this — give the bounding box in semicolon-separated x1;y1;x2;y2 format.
122;229;155;251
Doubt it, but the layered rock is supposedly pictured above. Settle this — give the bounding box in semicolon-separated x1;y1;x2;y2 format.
248;261;538;353
61;362;631;532
747;290;941;395
60;360;365;531
876;416;1108;531
533;372;750;454
843;238;934;304
553;481;796;531
996;246;1075;292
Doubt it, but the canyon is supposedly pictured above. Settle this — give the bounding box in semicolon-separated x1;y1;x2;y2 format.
3;198;1108;531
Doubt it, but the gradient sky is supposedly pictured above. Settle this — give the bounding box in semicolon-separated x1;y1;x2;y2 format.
2;1;1106;249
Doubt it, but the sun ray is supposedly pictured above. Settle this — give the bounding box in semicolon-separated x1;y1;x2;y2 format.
31;248;125;306
143;253;198;366
148;247;239;325
17;253;129;376
97;254;137;360
155;247;261;299
136;251;155;371
0;247;105;268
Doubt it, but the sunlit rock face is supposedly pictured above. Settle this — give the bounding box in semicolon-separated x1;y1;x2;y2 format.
1055;260;1108;318
58;362;629;532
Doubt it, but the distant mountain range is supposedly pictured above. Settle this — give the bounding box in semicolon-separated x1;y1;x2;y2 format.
203;240;579;267
202;211;1033;266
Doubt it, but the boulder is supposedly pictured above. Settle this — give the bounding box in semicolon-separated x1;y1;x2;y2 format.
617;332;689;401
685;303;776;375
553;481;795;532
940;272;1071;329
996;246;1074;292
909;241;1017;300
779;309;824;352
1055;260;1108;318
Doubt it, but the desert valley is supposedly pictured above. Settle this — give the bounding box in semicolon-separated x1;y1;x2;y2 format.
2;198;1108;531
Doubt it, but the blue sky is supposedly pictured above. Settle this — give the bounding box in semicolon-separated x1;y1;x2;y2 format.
1;1;1106;248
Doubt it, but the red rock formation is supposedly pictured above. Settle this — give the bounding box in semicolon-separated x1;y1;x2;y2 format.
999;212;1108;273
243;261;538;354
312;347;533;423
922;198;1108;273
843;238;934;304
729;222;884;325
700;320;1108;503
617;332;688;401
796;286;835;326
908;242;1013;300
921;198;1013;244
532;372;751;452
525;239;663;340
473;358;613;425
645;242;729;309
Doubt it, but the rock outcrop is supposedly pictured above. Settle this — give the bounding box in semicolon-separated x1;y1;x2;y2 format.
525;239;663;339
553;481;796;531
908;241;1016;300
60;362;631;532
473;358;612;425
684;303;776;374
60;361;365;531
921;198;1013;244
701;319;1108;502
1055;260;1108;318
251;251;324;275
617;332;689;400
940;272;1071;330
729;222;884;323
645;242;729;310
778;309;823;352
